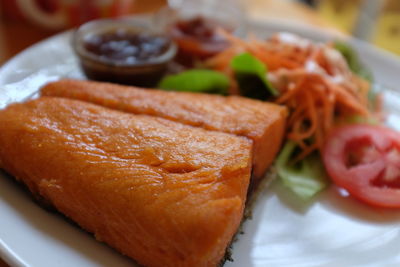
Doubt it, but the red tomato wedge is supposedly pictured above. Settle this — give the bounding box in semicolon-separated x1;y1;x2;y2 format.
323;124;400;208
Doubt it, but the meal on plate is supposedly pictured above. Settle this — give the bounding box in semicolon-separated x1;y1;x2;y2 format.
0;14;399;267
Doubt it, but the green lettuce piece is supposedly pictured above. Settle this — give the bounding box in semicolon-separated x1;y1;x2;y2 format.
344;115;379;125
158;69;229;95
276;141;329;200
334;41;382;111
231;53;278;99
368;83;382;112
334;41;373;82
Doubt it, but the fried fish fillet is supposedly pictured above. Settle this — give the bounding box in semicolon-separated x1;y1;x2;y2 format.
41;79;287;179
0;97;252;267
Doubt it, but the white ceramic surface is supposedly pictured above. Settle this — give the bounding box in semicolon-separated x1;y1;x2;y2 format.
1;18;400;267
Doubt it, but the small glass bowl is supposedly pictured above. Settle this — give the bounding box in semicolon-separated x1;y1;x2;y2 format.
153;0;247;66
155;0;248;37
73;18;177;88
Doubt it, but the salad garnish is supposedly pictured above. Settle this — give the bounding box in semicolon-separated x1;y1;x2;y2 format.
334;41;373;82
206;31;373;160
156;26;398;206
323;124;400;208
277;141;329;200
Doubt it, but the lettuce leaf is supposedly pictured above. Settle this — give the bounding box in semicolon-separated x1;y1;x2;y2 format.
334;41;373;82
334;41;381;111
276;141;329;200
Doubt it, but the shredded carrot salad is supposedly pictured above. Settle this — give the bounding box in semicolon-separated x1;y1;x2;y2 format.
206;31;373;160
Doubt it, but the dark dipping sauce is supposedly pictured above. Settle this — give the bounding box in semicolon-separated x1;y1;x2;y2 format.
170;16;231;66
75;25;176;88
84;30;170;65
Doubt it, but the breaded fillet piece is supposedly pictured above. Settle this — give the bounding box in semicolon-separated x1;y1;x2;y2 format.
41;79;287;179
0;97;252;267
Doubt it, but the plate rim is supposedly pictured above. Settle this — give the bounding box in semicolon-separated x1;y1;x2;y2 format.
0;238;26;267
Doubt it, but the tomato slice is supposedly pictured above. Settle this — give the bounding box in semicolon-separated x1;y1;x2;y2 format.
323;124;400;208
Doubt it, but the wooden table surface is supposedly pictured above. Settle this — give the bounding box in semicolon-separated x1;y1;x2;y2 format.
0;1;336;266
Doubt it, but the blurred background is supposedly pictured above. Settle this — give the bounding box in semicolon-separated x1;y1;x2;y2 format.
0;0;399;65
316;0;400;55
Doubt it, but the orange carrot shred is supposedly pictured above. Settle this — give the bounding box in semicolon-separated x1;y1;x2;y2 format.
207;30;374;160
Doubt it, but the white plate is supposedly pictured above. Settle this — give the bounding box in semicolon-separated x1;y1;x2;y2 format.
1;18;400;267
